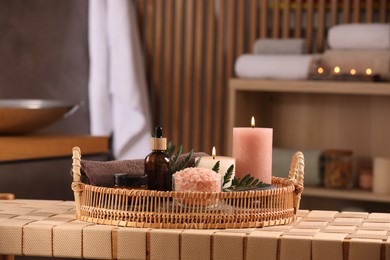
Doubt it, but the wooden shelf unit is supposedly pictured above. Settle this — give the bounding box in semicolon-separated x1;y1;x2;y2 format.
229;79;390;96
227;79;390;159
304;187;390;204
227;79;390;209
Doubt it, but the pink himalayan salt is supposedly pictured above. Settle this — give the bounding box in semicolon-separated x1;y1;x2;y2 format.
173;167;221;192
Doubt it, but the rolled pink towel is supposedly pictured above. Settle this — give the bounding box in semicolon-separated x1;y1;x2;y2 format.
79;152;208;187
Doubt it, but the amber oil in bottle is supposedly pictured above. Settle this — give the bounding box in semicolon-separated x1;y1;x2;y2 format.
145;126;171;191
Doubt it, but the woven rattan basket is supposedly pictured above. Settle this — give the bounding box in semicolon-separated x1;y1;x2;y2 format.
71;147;304;229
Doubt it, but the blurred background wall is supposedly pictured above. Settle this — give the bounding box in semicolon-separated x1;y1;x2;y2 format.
0;0;89;135
0;0;92;202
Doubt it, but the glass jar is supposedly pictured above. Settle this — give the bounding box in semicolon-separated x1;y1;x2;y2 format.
322;150;354;189
114;173;148;190
172;168;222;193
172;167;222;209
113;173;148;211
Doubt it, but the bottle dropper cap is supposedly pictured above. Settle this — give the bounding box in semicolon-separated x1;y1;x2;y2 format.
155;126;163;138
150;126;167;150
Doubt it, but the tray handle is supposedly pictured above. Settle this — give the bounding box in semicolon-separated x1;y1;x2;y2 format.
288;151;305;214
72;146;83;217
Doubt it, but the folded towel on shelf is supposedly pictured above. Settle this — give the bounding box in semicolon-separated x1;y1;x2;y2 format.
321;50;390;80
235;54;319;80
253;38;307;54
272;148;323;186
328;23;390;50
79;152;208;187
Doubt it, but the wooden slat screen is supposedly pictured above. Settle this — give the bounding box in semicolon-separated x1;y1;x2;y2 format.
136;0;390;155
294;0;303;37
282;0;290;39
330;0;338;27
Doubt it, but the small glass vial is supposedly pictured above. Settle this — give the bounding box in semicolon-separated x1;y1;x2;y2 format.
323;150;353;189
114;173;148;190
145;126;171;191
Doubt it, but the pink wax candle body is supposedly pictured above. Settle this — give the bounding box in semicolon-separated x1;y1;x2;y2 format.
232;127;273;184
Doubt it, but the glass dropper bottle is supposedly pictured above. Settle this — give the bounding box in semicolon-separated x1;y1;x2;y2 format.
144;126;171;191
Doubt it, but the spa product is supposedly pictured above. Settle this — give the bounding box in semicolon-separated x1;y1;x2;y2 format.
232;117;273;184
114;173;148;190
145;126;171;191
173;167;222;208
173;167;222;192
323;150;353;189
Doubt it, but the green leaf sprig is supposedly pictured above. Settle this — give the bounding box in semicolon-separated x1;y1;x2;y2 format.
209;161;271;192
212;161;220;173
222;165;234;188
166;142;193;175
226;174;271;191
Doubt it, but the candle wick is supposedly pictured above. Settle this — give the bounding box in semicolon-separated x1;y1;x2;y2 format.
213;155;215;160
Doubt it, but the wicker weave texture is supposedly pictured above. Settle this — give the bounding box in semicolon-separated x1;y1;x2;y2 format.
71;147;304;229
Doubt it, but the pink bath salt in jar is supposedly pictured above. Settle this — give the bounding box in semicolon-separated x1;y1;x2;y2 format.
172;167;222;192
173;167;222;208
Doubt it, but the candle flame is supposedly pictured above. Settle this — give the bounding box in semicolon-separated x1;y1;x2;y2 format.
334;66;341;74
350;69;356;75
317;67;324;74
251;116;255;128
366;68;373;75
212;146;216;159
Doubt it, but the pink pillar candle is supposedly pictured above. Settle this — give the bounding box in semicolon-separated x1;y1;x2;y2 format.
232;126;273;184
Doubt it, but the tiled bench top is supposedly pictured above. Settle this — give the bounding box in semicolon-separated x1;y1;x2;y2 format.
1;199;390;260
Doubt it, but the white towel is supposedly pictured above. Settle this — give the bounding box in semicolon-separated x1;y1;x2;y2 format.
253;38;307;55
328;23;390;50
88;0;152;160
235;54;317;80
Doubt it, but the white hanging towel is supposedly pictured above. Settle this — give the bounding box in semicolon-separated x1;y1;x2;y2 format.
88;0;152;160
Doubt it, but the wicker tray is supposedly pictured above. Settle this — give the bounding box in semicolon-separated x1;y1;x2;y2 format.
71;147;304;229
